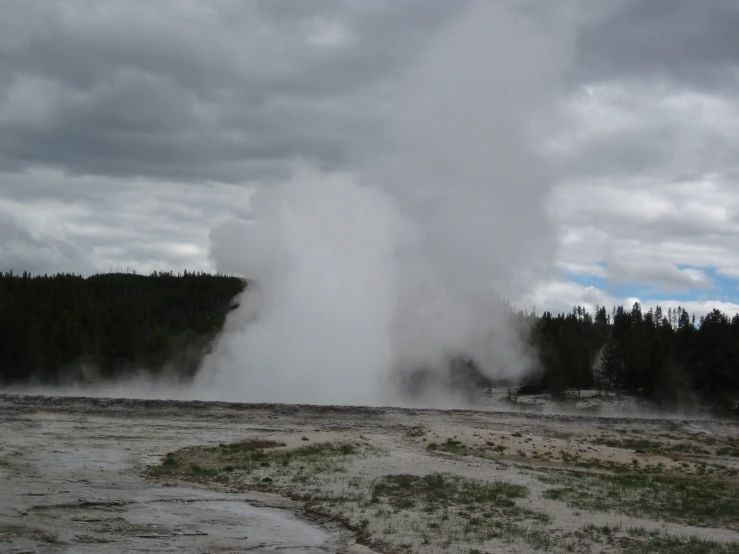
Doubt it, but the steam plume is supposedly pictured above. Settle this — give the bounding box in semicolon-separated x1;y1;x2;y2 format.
195;3;572;405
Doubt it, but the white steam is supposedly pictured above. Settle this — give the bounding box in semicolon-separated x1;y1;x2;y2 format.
199;169;403;404
195;3;573;405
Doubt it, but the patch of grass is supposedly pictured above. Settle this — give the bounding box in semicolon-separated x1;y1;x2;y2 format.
287;442;359;458
228;439;286;451
189;464;217;476
567;524;739;554
543;486;576;501
593;435;736;458
362;474;550;550
593;437;666;452
405;426;426;438
429;438;468;454
161;453;179;468
150;440;365;483
0;524;62;544
540;470;739;529
621;528;739;554
372;473;548;523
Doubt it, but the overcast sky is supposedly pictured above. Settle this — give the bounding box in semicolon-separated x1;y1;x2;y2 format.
2;0;739;318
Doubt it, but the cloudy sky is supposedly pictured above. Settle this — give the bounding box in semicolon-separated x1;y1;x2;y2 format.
2;0;739;319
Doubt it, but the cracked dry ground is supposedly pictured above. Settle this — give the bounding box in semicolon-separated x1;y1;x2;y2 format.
1;394;738;553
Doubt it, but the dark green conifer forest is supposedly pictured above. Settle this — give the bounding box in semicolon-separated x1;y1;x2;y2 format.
528;303;739;411
0;271;244;385
0;272;737;411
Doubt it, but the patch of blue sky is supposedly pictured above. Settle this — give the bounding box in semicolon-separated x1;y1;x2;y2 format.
564;271;605;290
562;265;739;305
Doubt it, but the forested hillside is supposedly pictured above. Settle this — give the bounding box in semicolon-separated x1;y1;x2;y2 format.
0;271;245;385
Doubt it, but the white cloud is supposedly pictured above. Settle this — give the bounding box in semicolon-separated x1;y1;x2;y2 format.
0;0;738;322
0;215;96;275
519;280;739;321
605;257;712;292
551;84;739;291
307;19;352;47
549;48;739;298
557;261;607;278
0;169;255;275
716;267;739;279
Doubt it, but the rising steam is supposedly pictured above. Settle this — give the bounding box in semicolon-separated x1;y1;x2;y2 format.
194;3;573;405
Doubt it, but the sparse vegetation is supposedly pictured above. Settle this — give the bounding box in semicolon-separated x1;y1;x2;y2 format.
540;470;739;529
560;525;739;554
367;473;550;548
427;438;468;454
147;438;560;551
161;453;179;468
148;439;365;483
405;426;427;438
622;529;739;554
373;473;531;515
142;412;739;553
592;436;717;457
233;439;286;450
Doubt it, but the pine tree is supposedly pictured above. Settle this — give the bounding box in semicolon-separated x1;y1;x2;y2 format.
596;342;622;394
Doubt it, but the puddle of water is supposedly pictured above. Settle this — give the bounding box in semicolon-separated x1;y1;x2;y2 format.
3;488;336;553
121;495;335;553
1;414;339;553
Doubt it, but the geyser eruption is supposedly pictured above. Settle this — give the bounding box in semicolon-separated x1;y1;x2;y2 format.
200;169;404;404
195;3;572;405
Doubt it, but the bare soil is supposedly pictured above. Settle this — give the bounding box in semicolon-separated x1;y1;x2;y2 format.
1;393;738;553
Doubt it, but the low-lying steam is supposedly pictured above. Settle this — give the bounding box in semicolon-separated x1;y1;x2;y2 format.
195;3;572;405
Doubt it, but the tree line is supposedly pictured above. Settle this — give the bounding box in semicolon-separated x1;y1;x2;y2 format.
0;272;737;412
529;303;739;411
0;271;245;385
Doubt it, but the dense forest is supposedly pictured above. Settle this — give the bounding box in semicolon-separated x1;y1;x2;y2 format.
0;271;245;385
528;304;739;412
0;272;737;412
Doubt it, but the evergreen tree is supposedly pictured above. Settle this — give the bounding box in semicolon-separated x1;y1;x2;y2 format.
595;342;621;393
1;271;738;407
0;271;245;385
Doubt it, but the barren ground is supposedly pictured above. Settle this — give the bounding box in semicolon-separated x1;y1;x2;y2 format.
1;393;738;553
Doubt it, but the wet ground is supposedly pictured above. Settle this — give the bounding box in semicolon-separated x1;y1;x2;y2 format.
0;394;341;553
2;393;738;554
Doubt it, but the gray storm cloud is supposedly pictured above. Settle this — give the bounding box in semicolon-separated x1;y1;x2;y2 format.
195;3;573;405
